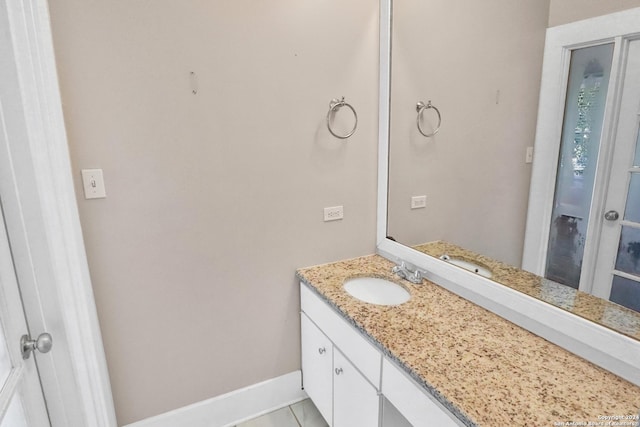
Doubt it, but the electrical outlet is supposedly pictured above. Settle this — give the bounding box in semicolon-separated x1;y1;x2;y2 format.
411;196;427;209
324;206;344;222
81;169;106;199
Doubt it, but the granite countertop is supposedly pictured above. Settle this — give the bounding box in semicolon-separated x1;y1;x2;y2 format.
297;254;640;427
414;241;640;341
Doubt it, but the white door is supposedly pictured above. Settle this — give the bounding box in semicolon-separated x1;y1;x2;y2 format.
0;1;116;426
592;39;640;310
0;199;50;426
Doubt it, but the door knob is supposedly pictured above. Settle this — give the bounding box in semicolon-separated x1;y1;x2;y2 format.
21;332;53;360
604;210;620;221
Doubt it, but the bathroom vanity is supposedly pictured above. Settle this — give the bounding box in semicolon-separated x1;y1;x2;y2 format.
297;255;640;427
300;281;460;427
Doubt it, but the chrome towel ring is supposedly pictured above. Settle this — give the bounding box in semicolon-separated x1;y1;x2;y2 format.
326;97;358;139
416;100;442;137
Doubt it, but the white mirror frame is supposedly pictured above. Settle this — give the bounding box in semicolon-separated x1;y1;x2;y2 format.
376;0;640;386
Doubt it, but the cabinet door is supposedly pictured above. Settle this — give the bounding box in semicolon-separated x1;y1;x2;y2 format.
333;349;380;427
301;314;333;425
301;285;382;387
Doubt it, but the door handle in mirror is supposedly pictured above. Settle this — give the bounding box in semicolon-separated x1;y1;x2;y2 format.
604;210;619;221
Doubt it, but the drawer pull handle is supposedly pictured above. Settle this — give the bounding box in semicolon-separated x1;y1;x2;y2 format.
335;367;343;376
318;347;326;355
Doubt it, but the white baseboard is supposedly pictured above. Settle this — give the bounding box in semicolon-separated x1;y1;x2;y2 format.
123;371;307;427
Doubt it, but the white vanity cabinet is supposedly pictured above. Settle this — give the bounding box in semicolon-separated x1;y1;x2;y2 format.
301;314;380;426
300;283;463;427
300;286;381;426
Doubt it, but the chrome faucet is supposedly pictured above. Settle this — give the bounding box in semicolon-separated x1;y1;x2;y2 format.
392;261;423;284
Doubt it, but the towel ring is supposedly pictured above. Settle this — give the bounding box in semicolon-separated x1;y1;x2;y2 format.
327;97;358;139
416;100;441;137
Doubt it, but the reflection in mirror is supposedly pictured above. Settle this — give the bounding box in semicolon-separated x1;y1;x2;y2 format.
387;0;546;267
385;1;640;339
415;240;640;340
546;43;613;288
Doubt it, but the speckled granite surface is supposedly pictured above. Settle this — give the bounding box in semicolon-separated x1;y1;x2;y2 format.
414;241;640;340
297;255;640;427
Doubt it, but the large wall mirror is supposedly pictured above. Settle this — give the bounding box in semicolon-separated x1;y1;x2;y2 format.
382;0;640;345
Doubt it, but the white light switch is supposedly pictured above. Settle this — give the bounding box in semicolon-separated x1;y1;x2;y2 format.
81;169;106;199
525;146;534;164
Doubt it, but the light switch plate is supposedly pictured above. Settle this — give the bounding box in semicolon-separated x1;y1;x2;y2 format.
525;146;534;164
81;169;106;199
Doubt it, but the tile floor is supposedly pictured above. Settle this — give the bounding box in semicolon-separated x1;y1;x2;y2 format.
235;398;328;427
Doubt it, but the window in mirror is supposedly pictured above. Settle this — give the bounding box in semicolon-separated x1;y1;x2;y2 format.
545;43;614;288
624;173;640;223
618;144;640;299
615;225;640;277
610;274;640;312
634;124;640;166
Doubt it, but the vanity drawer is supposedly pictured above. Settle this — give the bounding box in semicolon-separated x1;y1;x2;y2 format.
382;358;463;427
300;284;381;388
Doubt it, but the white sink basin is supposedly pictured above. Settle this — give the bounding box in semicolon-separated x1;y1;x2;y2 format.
343;277;411;306
439;255;492;278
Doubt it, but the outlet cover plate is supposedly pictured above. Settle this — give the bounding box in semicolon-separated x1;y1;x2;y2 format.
324;206;344;221
411;196;427;209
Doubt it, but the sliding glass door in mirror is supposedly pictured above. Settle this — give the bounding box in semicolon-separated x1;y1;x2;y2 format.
545;43;614;288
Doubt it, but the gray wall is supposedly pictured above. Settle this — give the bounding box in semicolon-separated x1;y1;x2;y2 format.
48;1;379;424
549;0;640;26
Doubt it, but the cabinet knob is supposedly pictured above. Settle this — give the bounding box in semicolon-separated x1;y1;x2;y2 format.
318;347;326;355
335;367;343;376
